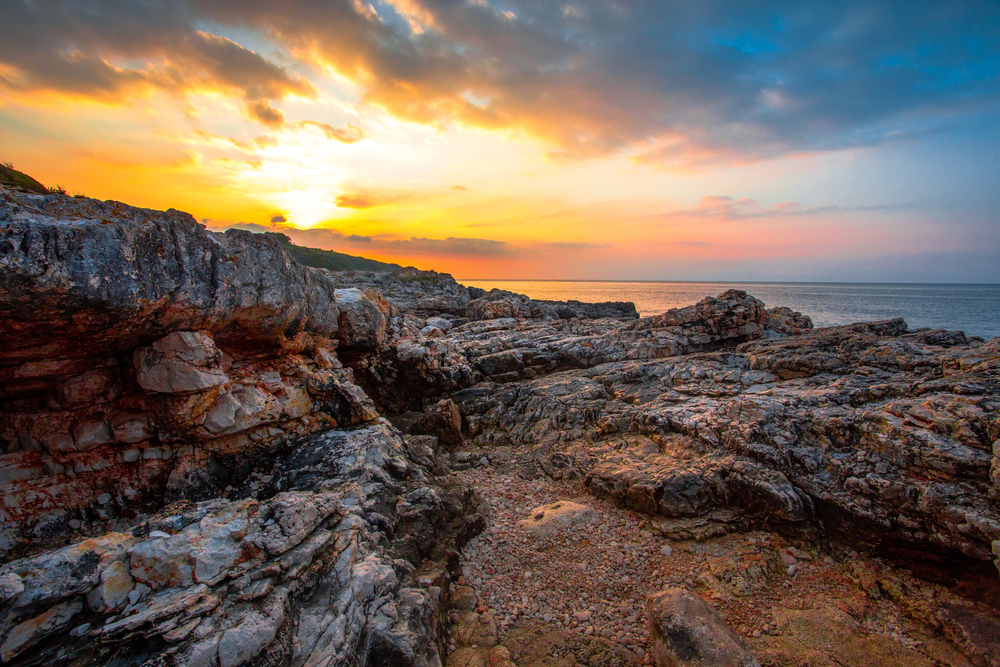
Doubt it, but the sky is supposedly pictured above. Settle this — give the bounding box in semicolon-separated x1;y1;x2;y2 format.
1;0;999;281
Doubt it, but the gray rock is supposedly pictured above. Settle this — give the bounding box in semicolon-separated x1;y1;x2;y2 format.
85;560;134;613
425;316;453;332
0;190;342;379
217;610;279;667
134;331;229;394
0;598;83;661
0;572;25;603
335;287;393;350
0;532;135;608
129;500;254;589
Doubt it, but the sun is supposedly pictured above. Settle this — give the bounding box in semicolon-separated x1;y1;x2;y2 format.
275;189;340;229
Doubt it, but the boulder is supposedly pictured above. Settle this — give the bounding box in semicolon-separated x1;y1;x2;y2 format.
475;349;524;377
425;316;453;332
646;588;760;667
467;289;541;321
335;287;393;350
763;306;813;334
133;331;228;394
407;399;464;445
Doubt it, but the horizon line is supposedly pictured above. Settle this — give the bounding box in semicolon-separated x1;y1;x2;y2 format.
454;278;1000;286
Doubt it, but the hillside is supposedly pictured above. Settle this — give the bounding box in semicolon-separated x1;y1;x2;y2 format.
266;232;401;272
0;163;400;273
0;163;48;194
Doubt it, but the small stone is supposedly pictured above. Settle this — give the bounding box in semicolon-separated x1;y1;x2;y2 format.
70;623;91;637
97;493;112;505
660;544;673;556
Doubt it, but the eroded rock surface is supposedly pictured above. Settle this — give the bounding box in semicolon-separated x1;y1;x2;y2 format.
0;421;482;665
2;185;998;667
442;320;1000;575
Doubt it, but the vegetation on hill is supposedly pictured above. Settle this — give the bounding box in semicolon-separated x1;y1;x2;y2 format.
267;232;401;272
0;164;396;273
0;162;49;194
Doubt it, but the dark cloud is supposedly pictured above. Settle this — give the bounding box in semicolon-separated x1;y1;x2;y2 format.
247;100;285;127
0;1;312;123
270;214;287;223
6;0;998;162
452;184;468;191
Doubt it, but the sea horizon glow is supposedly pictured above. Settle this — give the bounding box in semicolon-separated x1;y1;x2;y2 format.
2;1;999;282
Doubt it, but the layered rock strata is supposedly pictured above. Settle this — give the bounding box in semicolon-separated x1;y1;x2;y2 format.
0;187;400;544
0;187;484;665
0;421;482;665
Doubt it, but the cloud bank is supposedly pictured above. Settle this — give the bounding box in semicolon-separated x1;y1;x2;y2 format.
4;0;997;168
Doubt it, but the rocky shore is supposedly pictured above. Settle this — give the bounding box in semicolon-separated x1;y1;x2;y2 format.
1;185;998;666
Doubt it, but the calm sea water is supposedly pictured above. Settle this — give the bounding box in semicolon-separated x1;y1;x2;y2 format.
460;281;1000;340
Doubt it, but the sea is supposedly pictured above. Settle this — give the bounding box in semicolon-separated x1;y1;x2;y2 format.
459;281;1000;341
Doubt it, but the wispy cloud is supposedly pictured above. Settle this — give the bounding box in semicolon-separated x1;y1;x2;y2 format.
220;220;617;259
659;196;840;221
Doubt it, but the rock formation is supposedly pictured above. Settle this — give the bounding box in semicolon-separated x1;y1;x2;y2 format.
1;184;998;667
0;186;483;665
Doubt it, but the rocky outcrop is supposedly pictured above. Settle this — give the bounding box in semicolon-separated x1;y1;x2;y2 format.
444;320;1000;577
763;306;813;335
330;267;472;318
0;421;482;665
430;290;785;386
0;187;404;548
467;288;639;322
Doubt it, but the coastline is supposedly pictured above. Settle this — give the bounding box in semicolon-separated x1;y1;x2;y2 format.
1;186;998;667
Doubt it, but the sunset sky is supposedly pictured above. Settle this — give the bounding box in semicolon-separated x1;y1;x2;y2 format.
2;0;998;281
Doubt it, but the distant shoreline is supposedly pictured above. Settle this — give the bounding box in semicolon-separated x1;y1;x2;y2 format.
458;279;1000;286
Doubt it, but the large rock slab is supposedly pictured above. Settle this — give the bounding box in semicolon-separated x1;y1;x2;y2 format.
515;501;599;537
0;187;342;369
